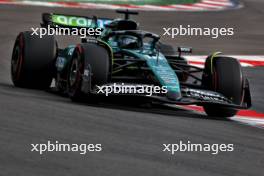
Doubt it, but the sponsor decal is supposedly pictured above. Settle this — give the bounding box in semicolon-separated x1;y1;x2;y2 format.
52;14;112;28
182;88;229;102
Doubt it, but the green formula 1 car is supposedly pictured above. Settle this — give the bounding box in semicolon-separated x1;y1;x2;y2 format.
11;10;251;117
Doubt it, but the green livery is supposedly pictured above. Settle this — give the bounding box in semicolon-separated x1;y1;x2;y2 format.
11;10;251;118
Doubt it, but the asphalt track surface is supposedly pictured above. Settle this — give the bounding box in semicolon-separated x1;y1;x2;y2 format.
0;0;263;175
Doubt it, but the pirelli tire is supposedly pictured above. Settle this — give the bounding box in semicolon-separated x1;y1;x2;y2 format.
11;31;56;89
202;56;244;118
67;43;110;102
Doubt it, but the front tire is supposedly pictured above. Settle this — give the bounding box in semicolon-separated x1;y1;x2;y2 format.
202;56;244;117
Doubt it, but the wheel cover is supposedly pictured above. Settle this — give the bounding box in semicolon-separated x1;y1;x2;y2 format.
69;59;78;87
11;35;23;81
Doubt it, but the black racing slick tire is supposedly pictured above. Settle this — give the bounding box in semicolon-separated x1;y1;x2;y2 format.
202;56;244;117
67;43;110;101
11;31;56;89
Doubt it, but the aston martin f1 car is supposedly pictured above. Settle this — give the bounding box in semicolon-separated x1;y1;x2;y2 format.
11;10;251;117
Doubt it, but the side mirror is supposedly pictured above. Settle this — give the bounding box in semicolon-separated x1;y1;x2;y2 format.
178;47;192;57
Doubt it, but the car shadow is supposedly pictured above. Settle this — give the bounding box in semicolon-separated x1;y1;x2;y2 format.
0;82;229;122
69;95;229;122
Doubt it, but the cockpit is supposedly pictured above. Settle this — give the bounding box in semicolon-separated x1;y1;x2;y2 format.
104;30;160;51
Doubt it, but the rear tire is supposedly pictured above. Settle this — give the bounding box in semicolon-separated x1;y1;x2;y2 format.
202;56;244;117
11;31;56;89
67;43;110;102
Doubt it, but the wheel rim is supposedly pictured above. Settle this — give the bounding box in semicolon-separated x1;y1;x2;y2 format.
69;59;78;87
69;53;83;89
11;36;23;81
11;46;20;76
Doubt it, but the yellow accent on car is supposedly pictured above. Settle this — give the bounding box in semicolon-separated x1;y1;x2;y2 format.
210;52;222;74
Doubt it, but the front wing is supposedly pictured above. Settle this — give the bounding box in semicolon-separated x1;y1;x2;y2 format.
87;82;251;110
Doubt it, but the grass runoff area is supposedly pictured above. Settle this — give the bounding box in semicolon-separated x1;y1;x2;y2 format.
31;0;199;5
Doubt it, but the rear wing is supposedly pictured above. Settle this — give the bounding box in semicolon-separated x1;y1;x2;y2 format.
41;13;113;28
